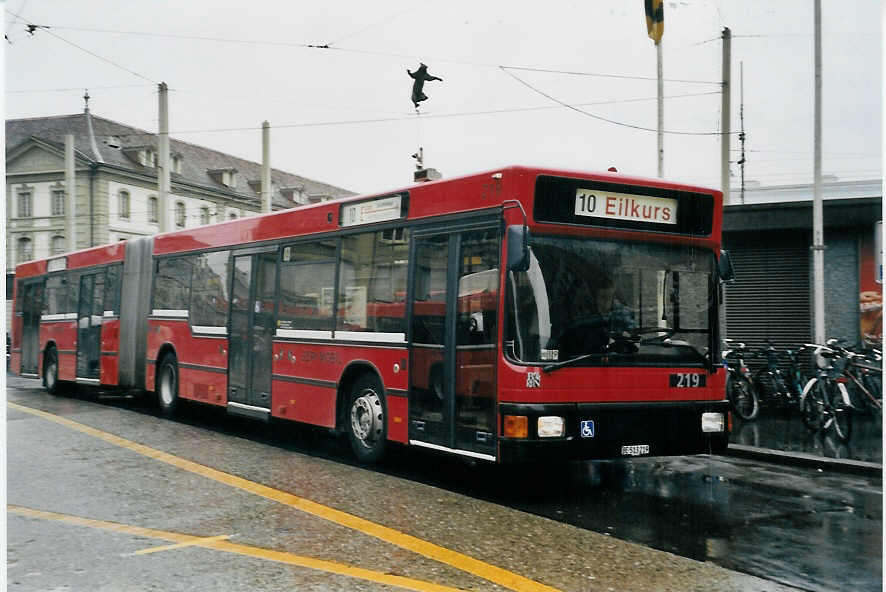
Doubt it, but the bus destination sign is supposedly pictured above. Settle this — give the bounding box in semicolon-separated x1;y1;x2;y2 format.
341;194;404;227
574;189;677;225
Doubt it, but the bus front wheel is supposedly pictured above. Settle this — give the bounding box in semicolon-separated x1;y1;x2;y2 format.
157;353;180;417
347;374;387;463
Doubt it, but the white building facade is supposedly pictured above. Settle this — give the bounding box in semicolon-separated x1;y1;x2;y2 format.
6;110;355;332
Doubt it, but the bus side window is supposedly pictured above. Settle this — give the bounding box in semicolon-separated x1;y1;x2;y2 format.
279;240;337;331
189;251;230;329
338;229;409;334
104;264;122;316
153;257;194;314
44;274;66;316
65;272;80;316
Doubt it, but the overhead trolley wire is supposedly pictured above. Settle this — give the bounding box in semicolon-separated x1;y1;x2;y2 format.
4;12;159;84
500;67;733;136
39;23;724;86
83;90;720;138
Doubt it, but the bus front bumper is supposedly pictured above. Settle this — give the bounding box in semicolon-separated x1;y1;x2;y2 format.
498;400;731;463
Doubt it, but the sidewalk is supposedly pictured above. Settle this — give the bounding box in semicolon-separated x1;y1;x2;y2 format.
724;408;882;476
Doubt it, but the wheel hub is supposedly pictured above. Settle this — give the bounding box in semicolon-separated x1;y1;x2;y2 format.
160;368;175;406
46;361;56;389
351;390;382;444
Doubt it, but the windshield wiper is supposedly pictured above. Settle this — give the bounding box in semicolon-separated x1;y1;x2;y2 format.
645;337;708;363
626;326;676;343
542;352;613;373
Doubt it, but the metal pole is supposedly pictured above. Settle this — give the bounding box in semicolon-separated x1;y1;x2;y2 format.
657;40;664;178
812;0;825;343
261;121;271;213
740;61;746;205
64;134;76;251
158;82;170;233
720;28;731;206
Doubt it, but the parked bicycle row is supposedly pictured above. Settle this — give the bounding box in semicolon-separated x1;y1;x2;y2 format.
722;338;882;443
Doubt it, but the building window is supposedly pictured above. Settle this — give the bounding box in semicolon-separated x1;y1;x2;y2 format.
139;150;157;167
51;236;66;255
17;237;33;263
119;190;130;219
175;202;186;228
18;191;32;218
172;155;183;174
200;207;210;225
52;189;66;216
148;196;158;223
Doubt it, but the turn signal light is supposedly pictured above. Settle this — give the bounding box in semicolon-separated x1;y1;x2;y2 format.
503;415;528;438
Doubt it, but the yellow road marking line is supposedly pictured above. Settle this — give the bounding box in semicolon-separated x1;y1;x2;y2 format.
8;505;464;592
9;401;562;592
132;533;233;555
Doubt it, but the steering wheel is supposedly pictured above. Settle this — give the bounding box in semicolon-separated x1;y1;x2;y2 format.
554;317;609;354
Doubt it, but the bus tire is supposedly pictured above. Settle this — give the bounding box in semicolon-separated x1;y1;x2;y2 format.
347;374;387;463
156;353;180;417
43;346;62;395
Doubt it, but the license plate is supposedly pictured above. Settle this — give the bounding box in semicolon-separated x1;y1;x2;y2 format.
669;373;706;387
621;444;650;457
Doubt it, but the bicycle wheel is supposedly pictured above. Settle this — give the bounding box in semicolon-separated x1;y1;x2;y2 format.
826;381;852;443
862;373;882;416
728;374;759;421
801;379;825;431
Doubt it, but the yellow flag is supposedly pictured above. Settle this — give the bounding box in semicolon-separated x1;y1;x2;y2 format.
645;0;664;44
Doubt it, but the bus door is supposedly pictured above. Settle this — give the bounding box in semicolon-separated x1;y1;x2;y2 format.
76;272;104;381
409;226;499;460
228;249;277;415
19;279;43;376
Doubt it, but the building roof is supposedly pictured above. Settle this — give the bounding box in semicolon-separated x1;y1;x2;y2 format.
6;113;356;208
727;178;881;205
724;196;882;232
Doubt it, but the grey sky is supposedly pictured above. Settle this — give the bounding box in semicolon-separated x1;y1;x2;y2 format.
4;0;882;195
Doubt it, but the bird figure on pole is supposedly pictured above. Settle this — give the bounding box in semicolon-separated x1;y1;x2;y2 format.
407;63;442;109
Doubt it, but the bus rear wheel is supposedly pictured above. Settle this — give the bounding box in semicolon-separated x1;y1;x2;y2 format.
157;353;180;417
347;374;387;463
43;346;62;395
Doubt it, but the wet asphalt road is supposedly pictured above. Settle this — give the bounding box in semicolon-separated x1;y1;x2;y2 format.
6;376;881;592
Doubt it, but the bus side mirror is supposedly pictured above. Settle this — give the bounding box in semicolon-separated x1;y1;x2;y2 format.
507;225;530;272
718;250;735;284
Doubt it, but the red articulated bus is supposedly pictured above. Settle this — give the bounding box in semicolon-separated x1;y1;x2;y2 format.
12;166;733;463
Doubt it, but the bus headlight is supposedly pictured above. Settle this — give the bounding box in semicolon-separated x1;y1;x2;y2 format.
701;412;725;433
537;416;565;438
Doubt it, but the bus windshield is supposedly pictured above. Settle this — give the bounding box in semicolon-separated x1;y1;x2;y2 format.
506;235;714;367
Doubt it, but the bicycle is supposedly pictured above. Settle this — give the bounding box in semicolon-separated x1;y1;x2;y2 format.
800;341;853;443
836;343;882;419
750;340;796;411
784;344;812;403
722;339;760;421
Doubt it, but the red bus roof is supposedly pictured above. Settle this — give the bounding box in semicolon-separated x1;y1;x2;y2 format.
152;166;722;255
13;241;126;278
12;166;723;272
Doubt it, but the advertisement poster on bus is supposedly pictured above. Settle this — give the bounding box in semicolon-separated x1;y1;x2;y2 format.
859;224;882;347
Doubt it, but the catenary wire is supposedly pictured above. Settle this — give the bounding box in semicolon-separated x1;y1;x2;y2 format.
500;67;732;136
38;22;725;86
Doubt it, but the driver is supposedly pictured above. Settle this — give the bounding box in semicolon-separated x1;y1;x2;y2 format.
557;276;634;355
591;277;634;335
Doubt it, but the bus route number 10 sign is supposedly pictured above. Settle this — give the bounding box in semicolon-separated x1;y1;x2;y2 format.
574;189;677;226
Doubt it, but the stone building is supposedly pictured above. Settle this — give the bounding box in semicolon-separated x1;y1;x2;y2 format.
5;107;356;331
